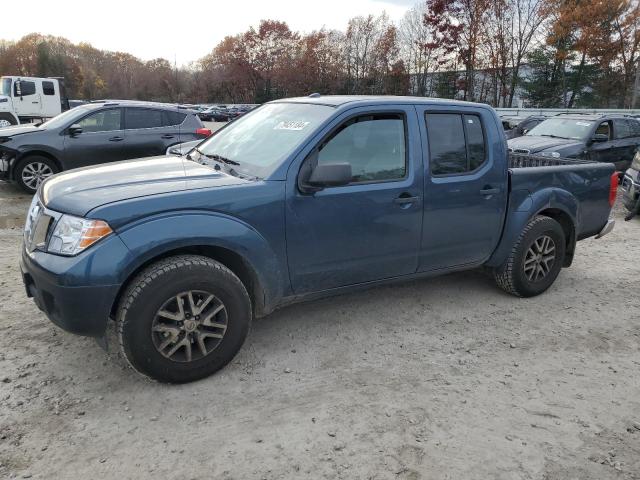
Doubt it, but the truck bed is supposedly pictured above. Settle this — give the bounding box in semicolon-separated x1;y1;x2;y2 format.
507;153;614;240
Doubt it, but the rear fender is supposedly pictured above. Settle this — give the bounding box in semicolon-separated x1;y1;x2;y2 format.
485;187;578;268
116;212;284;313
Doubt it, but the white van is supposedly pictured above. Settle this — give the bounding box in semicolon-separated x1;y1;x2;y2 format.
0;76;69;127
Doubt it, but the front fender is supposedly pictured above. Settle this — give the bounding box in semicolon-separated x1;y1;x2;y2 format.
485;187;578;268
116;211;285;312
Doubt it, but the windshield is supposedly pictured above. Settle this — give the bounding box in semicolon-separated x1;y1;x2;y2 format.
39;107;87;129
0;78;11;97
526;118;594;140
192;102;334;178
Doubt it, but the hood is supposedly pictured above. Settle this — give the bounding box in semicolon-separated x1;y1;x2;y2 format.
41;156;250;216
0;124;41;140
508;135;583;153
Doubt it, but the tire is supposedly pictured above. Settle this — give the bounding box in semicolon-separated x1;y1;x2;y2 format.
494;215;566;297
0;113;18;128
15;155;59;194
117;255;252;383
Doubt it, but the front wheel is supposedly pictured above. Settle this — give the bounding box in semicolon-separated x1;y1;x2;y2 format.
15;156;59;194
494;215;566;297
117;255;252;383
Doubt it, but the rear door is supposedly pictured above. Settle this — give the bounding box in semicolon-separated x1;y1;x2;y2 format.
62;108;126;168
613;119;640;171
123;107;179;159
416;106;508;271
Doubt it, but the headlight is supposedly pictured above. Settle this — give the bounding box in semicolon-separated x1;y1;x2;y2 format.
631;151;640;170
47;214;112;256
541;151;561;158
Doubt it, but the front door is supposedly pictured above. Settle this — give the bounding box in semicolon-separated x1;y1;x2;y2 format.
416;107;508;271
14;79;41;118
63;108;126;168
286;106;423;293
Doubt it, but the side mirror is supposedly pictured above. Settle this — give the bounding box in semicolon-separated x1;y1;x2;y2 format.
68;124;83;136
591;133;608;143
308;162;352;188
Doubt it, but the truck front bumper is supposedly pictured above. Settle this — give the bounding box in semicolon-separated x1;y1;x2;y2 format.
19;235;130;337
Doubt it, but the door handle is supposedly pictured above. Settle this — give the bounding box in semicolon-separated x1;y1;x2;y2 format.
161;134;175;139
480;187;499;195
109;136;124;142
394;195;420;204
32;101;39;104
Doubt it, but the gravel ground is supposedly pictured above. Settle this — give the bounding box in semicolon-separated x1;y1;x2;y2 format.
0;181;639;480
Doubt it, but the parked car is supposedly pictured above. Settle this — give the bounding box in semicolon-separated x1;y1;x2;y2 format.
199;107;229;122
0;76;70;127
20;95;617;383
0;101;211;193
166;139;201;156
504;115;547;140
621;147;640;217
508;114;640;174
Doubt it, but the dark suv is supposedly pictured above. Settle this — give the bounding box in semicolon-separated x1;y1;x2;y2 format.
508;114;640;174
0;101;211;193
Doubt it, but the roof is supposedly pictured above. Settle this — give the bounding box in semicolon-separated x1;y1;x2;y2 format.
82;100;197;113
554;113;633;120
272;95;493;110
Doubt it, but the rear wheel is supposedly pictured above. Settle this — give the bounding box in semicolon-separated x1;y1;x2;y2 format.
15;156;59;194
494;215;566;297
117;255;252;383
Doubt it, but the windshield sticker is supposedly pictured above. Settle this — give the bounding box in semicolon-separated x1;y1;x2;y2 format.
274;121;310;131
576;122;592;127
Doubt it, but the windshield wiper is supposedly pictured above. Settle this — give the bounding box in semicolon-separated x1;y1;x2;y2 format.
539;134;568;139
203;153;240;165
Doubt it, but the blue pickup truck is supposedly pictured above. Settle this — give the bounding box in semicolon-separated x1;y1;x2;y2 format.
20;96;618;383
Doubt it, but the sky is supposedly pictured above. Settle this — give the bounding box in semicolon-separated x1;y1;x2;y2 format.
4;0;416;66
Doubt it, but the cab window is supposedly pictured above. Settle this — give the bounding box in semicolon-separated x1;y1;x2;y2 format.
426;113;487;175
317;113;407;183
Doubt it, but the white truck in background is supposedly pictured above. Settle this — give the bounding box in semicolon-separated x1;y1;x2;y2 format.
0;76;70;127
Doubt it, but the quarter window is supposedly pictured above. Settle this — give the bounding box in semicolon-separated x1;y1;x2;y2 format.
426;113;486;175
42;81;55;96
317;113;406;183
125;108;163;129
77;109;122;132
163;111;186;126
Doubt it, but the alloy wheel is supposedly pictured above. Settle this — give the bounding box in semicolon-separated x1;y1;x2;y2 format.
21;162;54;190
151;290;228;363
523;235;556;282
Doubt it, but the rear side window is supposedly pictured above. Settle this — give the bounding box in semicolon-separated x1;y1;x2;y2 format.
125;108;163;129
163;111;186;126
631;120;640;137
425;113;486;175
42;81;55;96
614;119;634;139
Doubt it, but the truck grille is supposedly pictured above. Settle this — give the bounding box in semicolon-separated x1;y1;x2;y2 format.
24;201;52;253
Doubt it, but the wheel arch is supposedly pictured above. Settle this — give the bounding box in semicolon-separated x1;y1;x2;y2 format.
536;207;576;267
14;150;62;180
110;245;267;321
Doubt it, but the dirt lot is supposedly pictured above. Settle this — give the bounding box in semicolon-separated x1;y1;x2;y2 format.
0;181;639;480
